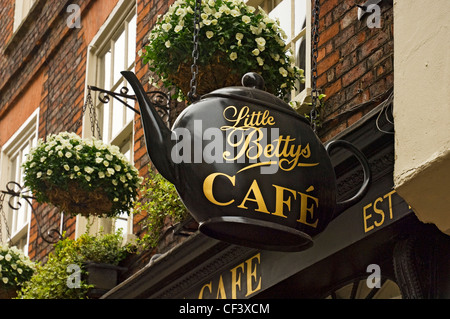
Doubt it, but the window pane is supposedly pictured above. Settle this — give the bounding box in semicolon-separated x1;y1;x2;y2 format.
269;0;291;42
127;14;137;68
113;30;126;85
111;97;124;138
295;1;306;36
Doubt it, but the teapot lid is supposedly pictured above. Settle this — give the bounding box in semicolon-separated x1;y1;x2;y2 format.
201;72;310;125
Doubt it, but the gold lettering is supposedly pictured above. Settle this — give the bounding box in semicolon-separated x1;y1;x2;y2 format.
238;180;270;214
383;190;396;219
245;253;262;297
373;197;385;227
363;203;374;233
203;173;235;206
198;282;212;299
297;189;319;228
216;275;227;299
230;262;244;299
272;184;297;218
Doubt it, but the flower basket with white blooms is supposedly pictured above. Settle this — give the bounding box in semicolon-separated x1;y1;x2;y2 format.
0;245;35;299
141;0;304;100
22;132;143;218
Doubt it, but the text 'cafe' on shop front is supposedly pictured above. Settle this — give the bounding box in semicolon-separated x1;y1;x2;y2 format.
102;87;450;300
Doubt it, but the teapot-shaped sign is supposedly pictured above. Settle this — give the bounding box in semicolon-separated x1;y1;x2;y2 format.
122;71;371;252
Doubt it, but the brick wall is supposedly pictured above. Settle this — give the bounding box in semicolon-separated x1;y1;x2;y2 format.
0;0;119;262
316;0;394;141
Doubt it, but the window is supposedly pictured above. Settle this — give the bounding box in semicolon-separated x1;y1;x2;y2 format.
13;0;36;32
246;0;311;104
81;0;137;241
0;109;39;253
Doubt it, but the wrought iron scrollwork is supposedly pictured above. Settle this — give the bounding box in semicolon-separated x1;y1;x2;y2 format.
88;84;171;127
0;181;62;244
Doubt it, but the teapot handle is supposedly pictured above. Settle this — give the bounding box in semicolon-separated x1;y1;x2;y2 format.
325;140;372;215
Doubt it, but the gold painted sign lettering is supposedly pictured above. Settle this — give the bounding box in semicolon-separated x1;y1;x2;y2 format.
197;253;262;299
363;189;398;233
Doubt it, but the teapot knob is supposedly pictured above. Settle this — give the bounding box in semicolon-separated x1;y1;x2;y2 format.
242;72;265;90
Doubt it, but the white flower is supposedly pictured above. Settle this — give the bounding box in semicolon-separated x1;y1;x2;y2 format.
255;37;266;47
74;166;80;172
58;151;64;157
84;166;94;174
103;160;109;167
47;169;53;176
98;172;105;178
2;277;8;284
114;165;121;172
113;198;119;202
279;67;288;77
107;168;115;175
17;268;23;274
174;25;183;32
40;156;46;163
252;48;260;56
206;31;214;39
95;157;103;164
235;33;243;41
36;172;42;178
85;175;91;182
65;152;72;158
229;52;237;61
230;9;240;17
112;180;118;186
257;57;264;66
165;40;171;48
242;15;251;24
5;254;11;262
64;165;70;171
175;7;185;16
162;23;172;32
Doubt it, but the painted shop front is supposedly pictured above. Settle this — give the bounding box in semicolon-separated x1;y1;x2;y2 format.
103;96;450;299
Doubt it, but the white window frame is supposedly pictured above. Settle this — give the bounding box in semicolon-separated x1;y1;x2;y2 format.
246;0;312;105
77;0;137;242
0;108;39;253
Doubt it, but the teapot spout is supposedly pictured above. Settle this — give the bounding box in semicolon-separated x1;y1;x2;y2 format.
121;71;178;185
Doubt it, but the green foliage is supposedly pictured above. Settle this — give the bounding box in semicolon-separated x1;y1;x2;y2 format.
17;230;128;299
141;0;304;101
133;169;189;249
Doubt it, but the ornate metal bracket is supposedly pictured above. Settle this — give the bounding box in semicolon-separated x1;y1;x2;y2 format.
87;85;172;127
0;182;62;244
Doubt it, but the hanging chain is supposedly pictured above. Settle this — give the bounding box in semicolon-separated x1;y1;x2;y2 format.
188;0;202;102
310;0;321;133
78;89;102;139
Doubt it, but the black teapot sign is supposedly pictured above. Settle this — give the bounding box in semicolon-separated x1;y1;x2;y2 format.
123;71;371;252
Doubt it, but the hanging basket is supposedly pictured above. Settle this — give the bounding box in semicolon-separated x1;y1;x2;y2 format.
0;285;17;299
45;181;113;217
168;52;242;97
22;132;143;218
141;0;305;101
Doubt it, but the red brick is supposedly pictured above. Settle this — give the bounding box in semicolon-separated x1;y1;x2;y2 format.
319;21;340;46
317;51;340;75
